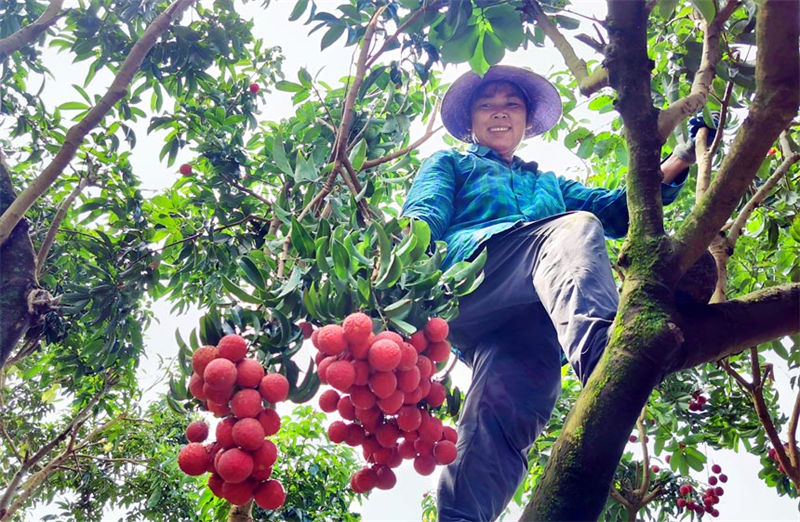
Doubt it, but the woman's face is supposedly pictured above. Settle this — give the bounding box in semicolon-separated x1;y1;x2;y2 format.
469;81;530;163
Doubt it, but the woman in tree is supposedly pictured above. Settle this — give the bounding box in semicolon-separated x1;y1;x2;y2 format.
402;64;702;521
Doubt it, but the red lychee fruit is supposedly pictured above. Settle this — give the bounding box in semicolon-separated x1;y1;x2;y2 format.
711;464;721;474
203;382;234;404
186;420;209;443
249;83;261;94
260;373;289;403
377;390;405;415
317;356;335;384
178;442;209;475
206;400;231;417
416;355;433;380
328;420;348;443
629;435;637;443
232;418;266;451
397;405;422;432
179;163;193;176
189;373;206;400
192;345;218;375
349;339;371;360
349;385;377;409
408;331;428;353
298;321;314;339
442;425;458;444
217;334;247;362
375;465;397;490
208;473;225;498
425;381;446;408
311;327;321;348
343;312;373;344
316;324;348;355
222;479;256;505
718;474;727;483
424;317;449;342
345;423;367;446
205;442;222;473
216;417;237;449
352;360;370;386
413;454;436;475
318;389;341;413
403;385;426;406
651;465;660;473
352;467;378;492
387;449;403;468
230;389;264;419
426;340;451;363
327;360;356;392
396;366;421;393
415;438;434;457
375;422;400;448
252;439;278;473
418;413;443;442
337;395;356;421
679;484;692;496
254;479;286;510
369;339;402;371
369;371;397;399
709;476;718;485
204;358;237;390
355;406;382;433
434;440;457;465
257;407;281;436
398;342;419;370
216;448;254;483
236;358;265;388
398;438;417;459
372;446;393;465
677;498;686;509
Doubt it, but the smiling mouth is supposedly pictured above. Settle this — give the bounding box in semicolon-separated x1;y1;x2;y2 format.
488;126;511;132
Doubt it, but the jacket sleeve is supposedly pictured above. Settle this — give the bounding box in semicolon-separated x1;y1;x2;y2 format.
558;170;688;239
401;151;457;241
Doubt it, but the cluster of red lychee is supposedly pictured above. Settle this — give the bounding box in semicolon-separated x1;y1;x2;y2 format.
676;464;726;518
176;334;289;510
311;313;458;493
768;442;791;475
688;389;709;412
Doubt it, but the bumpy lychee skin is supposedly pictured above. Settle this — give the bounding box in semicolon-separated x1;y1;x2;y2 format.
375;422;400;448
178;442;209;476
222;479;256;505
203;382;233;404
192;345;219;376
337;395;356;421
425;381;446;408
355;406;382;433
204;358;237;390
352;467;378;492
259;373;289;403
316;324;348;355
398;439;417;459
230;389;263;419
375;465;397;490
216;417;237;449
397;405;423;432
711;464;721;474
254;479;286;510
344;423;367;446
377;390;405;415
208;473;225;498
348;385;376;410
396;366;421;393
426;340;451;363
216;448;254;483
253;439;278;469
189;373;206;400
434;440;457;465
326;360;356;392
416;355;433;380
442;425;458;444
413;454;436;476
186;420;209;442
369;371;397;399
316;356;335;384
232;418;265;451
328;420;348;443
352;360;370;385
397;343;419;370
205;442;222;473
318;389;341;413
217;334;247;362
408;331;428;353
424;317;449;342
418;413;443;442
369;339;402;372
343;312;373;344
206;400;231;417
257;407;281;436
235;358;265;388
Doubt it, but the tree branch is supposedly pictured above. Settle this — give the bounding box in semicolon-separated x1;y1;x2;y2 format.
789;388;800;468
673;0;800;275
657;1;740;139
35;176;89;277
0;0;65;60
522;0;609;96
671;283;800;372
0;0;199;247
695;82;733;199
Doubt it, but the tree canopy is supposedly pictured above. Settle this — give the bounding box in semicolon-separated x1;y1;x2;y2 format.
0;0;798;520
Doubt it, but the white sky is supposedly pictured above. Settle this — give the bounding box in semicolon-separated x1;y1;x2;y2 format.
20;0;799;520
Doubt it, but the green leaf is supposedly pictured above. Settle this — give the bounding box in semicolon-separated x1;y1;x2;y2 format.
331;239;350;281
383;298;412;319
291;216;316;258
349;139;368;171
239;257;265;289
289;0;309;21
388;317;417;336
321;23;346;50
684;446;707;471
690;0;716;21
272;135;293;176
482;31;505;66
276;80;304;92
576;135;596;159
222;276;260;304
375;254;402;289
555;15;580;29
58;101;89;111
658;0;680;18
441;25;480;64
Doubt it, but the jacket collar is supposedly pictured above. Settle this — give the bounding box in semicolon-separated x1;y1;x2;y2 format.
467;144;537;173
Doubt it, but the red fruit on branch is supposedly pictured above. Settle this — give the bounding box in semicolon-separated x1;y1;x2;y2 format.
257;407;281;436
375;465;397;490
679;484;692;496
327;360;356;392
711;463;721;474
248;83;261;94
218;334;247;362
230;389;264;419
235;358;265;388
222;479;256;505
424;317;449;342
189;373;206;400
343;312;373;344
369;339;402;372
192;345;218;375
186;420;209;443
259;373;289;403
216;448;254;484
413;454;436;475
317;324;348;355
434;440;457;465
179;163;193;176
298;321;314;339
328;421;348;443
231;418;266;451
178;443;209;475
254;479;286;510
204;358;237;390
318;389;341;413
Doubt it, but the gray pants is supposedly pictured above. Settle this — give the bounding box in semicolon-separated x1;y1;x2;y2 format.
437;211;619;522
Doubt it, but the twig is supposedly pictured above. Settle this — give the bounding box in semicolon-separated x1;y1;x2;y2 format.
635;407;651;498
719;359;752;391
36;176;89;277
220;173;271;206
74;454;170;477
789;388;800;467
0;0;65;59
361;99;442;169
365;3;442;69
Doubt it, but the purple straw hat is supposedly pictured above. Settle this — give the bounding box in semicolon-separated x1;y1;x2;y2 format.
441;65;562;142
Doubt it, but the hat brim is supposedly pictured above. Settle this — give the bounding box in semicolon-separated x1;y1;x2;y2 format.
441;65;562;142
